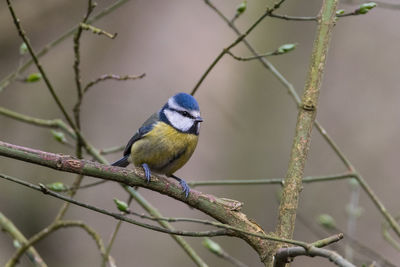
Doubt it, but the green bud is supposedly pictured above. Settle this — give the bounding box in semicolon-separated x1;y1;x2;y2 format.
51;130;67;144
348;178;359;188
317;214;336;229
25;73;42;83
13;239;21;248
346;204;364;217
113;198;129;212
357;2;377;14
202;238;223;256
236;1;247;14
277;43;297;54
46;182;68;192
19;43;28;55
336;9;345;15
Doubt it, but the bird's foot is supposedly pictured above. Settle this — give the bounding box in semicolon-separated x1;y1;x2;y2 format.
142;163;151;183
170;174;190;198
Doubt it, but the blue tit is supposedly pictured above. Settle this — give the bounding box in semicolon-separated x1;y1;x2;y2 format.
112;92;203;197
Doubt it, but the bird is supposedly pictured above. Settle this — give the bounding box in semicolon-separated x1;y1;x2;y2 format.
112;92;203;198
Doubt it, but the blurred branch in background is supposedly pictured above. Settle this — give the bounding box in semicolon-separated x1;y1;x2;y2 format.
0;212;47;267
6;219;108;267
382;216;400;252
202;238;249;267
0;0;131;92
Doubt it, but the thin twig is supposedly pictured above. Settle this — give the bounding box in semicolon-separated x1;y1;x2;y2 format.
84;73;146;94
0;0;131;91
275;246;356;267
80;22;117;39
124;187;209;267
99;145;125;155
102;196;133;267
73;0;96;129
269;13;318;21
0;212;47;267
188;172;355;187
382;216;400;251
0;106;76;138
203;238;248;267
6;0;76;129
226;50;281;61
57;172;354;193
6;220;108;267
191;0;287;95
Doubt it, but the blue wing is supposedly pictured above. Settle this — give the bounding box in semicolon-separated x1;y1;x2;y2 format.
112;112;159;167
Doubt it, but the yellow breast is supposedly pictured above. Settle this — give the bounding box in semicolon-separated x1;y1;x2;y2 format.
130;122;198;175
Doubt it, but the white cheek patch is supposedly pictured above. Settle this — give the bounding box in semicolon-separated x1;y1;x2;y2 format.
164;109;194;132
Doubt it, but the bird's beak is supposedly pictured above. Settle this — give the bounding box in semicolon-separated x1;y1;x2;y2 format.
195;116;203;122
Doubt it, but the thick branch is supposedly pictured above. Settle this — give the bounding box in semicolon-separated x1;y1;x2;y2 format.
271;0;338;264
0;141;274;260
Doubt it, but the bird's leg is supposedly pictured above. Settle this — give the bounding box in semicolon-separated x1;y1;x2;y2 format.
142;163;151;183
170;174;190;198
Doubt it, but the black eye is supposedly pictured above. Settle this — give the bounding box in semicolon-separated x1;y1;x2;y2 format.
182;111;191;117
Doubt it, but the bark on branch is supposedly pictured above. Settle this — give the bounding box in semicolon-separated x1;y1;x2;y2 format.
0;140;274;260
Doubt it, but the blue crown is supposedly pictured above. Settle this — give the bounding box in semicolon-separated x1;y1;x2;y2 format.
173;93;199;111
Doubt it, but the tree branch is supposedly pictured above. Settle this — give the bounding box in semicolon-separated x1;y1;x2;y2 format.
6;0;76;129
0;212;47;267
204;0;400;250
191;0;287;95
0;171;320;250
5;220;108;267
0;0;131;92
270;0;338;265
188;172;356;187
274;246;355;267
0;141;307;260
0;106;75;139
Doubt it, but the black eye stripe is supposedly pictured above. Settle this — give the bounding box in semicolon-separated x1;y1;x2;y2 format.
170;108;194;119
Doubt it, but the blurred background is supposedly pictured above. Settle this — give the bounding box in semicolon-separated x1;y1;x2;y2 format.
1;0;400;266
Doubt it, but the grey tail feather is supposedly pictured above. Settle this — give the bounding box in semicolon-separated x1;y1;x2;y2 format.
111;155;130;167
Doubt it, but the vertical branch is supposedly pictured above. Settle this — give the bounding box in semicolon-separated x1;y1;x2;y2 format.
269;0;338;264
73;0;96;129
345;181;361;261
